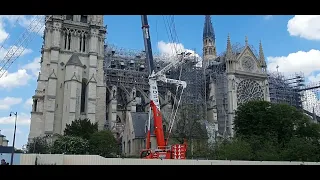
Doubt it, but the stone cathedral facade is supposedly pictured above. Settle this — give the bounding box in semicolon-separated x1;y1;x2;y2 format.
28;15;107;141
203;16;270;138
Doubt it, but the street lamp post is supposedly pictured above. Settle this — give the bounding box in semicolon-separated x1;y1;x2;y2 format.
9;112;17;165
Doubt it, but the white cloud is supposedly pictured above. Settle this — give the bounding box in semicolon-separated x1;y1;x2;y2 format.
0;69;31;90
267;49;320;76
287;15;320;41
0;45;32;60
264;15;273;20
0;112;31;125
0;97;22;110
0;55;40;90
0;19;9;44
157;41;202;66
22;56;40;77
2;128;22;135
0;15;45;36
307;74;320;83
24;98;33;109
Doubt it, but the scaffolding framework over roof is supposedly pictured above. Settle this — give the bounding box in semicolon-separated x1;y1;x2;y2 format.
267;71;305;109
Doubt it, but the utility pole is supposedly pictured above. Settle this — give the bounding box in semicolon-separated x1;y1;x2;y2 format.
9;111;17;165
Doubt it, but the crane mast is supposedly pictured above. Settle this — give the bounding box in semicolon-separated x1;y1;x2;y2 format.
140;15;188;159
141;15;167;150
141;15;155;74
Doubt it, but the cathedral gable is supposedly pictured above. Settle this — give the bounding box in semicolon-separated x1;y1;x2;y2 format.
236;46;261;73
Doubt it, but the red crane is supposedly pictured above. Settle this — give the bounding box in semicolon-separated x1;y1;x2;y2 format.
139;15;190;159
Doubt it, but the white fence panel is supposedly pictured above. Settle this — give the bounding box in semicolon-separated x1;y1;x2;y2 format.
20;154;320;165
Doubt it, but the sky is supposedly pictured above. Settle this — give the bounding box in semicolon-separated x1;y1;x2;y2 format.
0;15;320;149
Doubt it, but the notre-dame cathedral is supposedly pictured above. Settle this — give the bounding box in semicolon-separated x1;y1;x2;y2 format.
28;15;270;156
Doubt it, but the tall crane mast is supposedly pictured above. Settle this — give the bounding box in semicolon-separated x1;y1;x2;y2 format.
141;15;156;149
140;15;189;159
141;15;155;75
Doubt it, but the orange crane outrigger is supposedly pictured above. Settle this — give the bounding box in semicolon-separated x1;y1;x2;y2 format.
139;15;190;159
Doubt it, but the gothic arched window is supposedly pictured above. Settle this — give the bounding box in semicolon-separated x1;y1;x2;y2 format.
80;78;88;113
80;15;88;23
66;15;73;21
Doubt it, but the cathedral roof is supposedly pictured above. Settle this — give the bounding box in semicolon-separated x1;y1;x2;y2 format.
131;112;155;138
203;15;215;41
66;53;83;67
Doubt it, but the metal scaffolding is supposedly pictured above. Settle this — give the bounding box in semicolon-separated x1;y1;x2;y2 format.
103;44;173;114
302;81;320;117
267;71;305;109
103;41;320;140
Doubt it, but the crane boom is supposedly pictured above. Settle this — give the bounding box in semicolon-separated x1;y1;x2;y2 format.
140;15;188;159
0;15;52;78
141;15;156;150
141;15;155;75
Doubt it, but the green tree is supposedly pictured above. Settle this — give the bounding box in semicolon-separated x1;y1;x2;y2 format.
231;100;320;161
174;104;207;144
51;136;89;155
281;137;319;162
88;130;119;158
248;136;280;161
64;118;98;140
26;136;51;154
215;138;253;161
234;101;312;146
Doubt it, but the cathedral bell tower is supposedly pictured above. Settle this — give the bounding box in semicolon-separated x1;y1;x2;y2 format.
202;15;217;67
28;15;107;141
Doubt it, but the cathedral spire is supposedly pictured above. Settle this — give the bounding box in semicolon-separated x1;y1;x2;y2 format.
259;41;266;67
203;15;215;41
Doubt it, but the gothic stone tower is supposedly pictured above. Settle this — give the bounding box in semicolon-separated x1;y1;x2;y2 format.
202;15;217;68
28;15;107;141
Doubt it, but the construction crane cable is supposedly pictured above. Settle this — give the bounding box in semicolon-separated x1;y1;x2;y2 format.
0;15;39;70
0;15;22;52
3;17;44;76
163;15;179;128
162;15;185;140
162;16;175;55
0;15;51;78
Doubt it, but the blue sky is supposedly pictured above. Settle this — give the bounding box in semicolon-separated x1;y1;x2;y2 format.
0;15;320;149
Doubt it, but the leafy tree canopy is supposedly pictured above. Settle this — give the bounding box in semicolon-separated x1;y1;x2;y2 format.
64;118;98;140
88;130;119;158
215;138;253;161
213;100;320;162
26;136;51;154
174;104;207;144
51;135;89;155
234;101;315;145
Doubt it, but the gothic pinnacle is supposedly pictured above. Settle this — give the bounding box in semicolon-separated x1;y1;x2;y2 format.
227;33;232;57
245;36;248;46
259;40;266;67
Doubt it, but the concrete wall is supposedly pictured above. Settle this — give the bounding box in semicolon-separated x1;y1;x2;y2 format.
19;154;320;165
